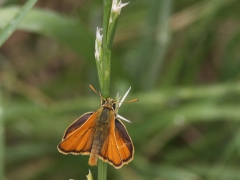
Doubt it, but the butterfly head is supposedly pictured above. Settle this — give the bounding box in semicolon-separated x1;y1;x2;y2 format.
102;98;116;110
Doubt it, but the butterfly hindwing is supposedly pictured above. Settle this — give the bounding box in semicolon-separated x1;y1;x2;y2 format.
99;113;134;168
114;119;134;163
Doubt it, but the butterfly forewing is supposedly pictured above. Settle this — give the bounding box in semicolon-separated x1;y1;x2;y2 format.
58;111;100;154
62;112;93;139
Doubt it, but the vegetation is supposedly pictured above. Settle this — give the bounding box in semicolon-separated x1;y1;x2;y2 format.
0;0;240;179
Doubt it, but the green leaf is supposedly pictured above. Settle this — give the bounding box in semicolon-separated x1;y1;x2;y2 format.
0;6;95;60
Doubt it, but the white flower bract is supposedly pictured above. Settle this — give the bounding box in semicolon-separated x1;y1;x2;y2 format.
119;86;131;108
117;114;131;123
112;0;129;14
115;86;132;123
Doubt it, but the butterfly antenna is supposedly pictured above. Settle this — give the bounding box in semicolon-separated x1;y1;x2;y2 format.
126;99;139;103
120;98;138;104
89;84;105;100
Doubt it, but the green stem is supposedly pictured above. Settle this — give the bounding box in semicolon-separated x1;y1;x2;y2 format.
100;0;112;98
102;0;112;48
98;160;107;180
0;0;38;46
100;48;111;98
97;0;113;179
97;0;127;177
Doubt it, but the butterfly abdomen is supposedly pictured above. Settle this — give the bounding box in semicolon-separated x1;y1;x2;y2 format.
89;139;101;166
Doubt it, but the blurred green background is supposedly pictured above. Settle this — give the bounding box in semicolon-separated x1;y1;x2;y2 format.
1;0;240;179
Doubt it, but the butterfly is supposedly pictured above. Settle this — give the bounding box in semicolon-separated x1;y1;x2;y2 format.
57;85;137;168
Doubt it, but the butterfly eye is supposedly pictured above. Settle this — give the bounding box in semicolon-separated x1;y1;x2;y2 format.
112;102;116;110
102;100;106;105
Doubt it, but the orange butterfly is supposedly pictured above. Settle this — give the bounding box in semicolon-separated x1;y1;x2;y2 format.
57;85;137;168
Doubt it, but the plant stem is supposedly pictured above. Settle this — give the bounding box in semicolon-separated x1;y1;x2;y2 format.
0;0;38;46
98;160;107;180
96;0;127;178
100;0;112;98
100;48;111;98
97;0;112;179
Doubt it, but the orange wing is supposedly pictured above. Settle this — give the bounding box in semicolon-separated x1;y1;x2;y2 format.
62;112;93;139
99;114;134;168
57;111;100;155
114;119;134;164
